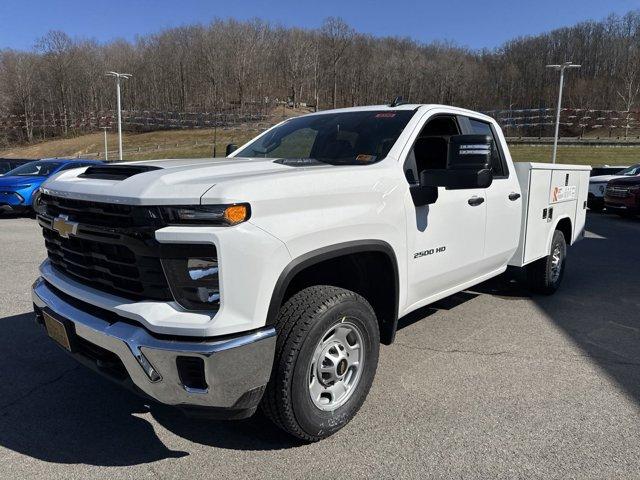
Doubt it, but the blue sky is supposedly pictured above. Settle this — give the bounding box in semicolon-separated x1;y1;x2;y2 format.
0;0;638;50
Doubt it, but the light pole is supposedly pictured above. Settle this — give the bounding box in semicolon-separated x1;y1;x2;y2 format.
546;62;581;163
100;126;109;161
106;71;132;161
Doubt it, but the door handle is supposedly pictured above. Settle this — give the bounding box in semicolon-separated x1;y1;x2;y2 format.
508;192;521;201
468;196;485;206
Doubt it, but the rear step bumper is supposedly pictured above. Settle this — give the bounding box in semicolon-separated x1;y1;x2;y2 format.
32;277;276;418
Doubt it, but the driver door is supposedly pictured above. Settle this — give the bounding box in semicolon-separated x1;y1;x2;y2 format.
402;112;488;310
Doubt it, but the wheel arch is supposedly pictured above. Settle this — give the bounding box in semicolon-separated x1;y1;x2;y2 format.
552;216;573;247
266;240;400;345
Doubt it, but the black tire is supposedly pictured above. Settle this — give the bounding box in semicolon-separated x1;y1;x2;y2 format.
30;190;43;217
527;230;567;295
261;285;380;441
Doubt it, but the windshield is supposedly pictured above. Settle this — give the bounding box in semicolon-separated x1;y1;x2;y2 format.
618;164;640;176
235;110;415;164
5;161;62;177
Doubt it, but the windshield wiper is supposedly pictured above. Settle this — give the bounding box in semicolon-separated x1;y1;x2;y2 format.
274;158;327;167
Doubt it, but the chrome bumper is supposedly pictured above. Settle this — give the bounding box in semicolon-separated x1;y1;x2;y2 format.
32;277;276;415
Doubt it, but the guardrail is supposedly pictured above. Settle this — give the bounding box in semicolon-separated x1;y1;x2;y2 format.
506;137;640;146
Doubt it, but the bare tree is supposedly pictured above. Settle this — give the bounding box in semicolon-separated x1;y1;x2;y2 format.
320;18;354;109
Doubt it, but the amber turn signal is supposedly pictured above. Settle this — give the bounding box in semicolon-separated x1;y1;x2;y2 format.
224;204;249;225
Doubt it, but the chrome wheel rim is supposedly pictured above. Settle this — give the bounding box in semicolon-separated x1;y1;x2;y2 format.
308;319;364;411
550;245;563;283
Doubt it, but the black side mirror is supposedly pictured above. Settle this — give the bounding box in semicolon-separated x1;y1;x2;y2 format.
226;143;238;156
410;184;438;206
420;134;494;190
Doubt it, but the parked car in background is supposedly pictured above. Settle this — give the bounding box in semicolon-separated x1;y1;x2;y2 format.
0;159;102;215
605;174;640;217
0;158;34;176
590;165;629;177
588;164;639;211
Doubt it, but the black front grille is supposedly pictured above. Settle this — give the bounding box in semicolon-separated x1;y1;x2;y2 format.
39;195;172;301
41;193;163;229
606;186;630;198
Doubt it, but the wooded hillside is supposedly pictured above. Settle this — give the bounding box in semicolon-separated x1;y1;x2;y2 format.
1;12;640;145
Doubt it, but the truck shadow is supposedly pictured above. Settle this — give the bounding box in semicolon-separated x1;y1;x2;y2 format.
525;213;640;401
395;290;480;331
0;313;298;467
474;213;640;403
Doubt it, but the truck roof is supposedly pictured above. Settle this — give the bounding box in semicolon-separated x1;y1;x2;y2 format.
308;104;496;122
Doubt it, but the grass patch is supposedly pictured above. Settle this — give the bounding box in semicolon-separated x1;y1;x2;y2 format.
508;144;640;166
2;127;638;167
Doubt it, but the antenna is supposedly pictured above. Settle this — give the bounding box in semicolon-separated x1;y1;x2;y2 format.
389;96;406;107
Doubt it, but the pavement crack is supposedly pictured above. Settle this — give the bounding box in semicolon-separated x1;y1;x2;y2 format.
0;365;80;413
393;342;512;358
393;342;640;367
147;465;164;479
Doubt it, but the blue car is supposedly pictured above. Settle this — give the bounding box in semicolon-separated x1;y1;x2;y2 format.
0;158;102;215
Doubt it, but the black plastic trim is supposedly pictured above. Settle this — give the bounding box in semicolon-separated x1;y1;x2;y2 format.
266;240;400;344
79;164;161;181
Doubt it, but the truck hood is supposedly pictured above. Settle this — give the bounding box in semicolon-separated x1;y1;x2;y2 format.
41;157;332;205
607;175;640;187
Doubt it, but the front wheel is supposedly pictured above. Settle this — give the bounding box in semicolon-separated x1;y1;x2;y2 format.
261;285;380;441
527;230;567;295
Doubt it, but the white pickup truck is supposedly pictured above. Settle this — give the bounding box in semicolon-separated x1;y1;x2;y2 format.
31;104;590;441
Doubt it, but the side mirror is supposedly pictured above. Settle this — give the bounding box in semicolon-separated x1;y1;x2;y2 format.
226;143;238;156
420;134;494;190
410;184;438;206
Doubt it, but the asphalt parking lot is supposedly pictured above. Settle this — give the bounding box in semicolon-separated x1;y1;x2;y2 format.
0;212;639;479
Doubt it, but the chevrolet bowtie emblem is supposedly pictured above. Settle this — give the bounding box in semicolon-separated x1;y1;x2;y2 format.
52;215;79;238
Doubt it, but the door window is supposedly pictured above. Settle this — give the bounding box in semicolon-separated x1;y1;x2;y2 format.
467;118;507;178
404;115;460;185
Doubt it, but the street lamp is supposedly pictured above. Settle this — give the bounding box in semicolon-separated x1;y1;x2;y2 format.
100;126;109;161
546;62;581;163
106;71;132;161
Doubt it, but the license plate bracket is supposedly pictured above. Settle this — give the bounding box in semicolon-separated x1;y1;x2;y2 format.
43;311;75;352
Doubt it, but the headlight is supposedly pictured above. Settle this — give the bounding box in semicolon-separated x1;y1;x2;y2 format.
161;245;220;311
160;204;250;226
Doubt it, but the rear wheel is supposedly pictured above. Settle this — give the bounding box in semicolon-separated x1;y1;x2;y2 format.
527;230;566;295
261;285;380;441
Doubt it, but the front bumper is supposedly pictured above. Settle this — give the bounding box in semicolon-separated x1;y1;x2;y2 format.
605;195;639;213
32;277;276;418
0;190;27;209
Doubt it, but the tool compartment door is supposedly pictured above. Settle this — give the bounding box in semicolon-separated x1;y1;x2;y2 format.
522;169;554;264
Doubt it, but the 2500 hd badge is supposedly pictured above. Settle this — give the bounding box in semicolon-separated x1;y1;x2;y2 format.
414;246;446;259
